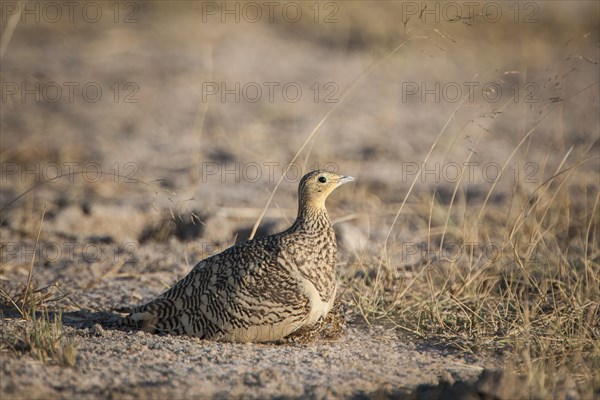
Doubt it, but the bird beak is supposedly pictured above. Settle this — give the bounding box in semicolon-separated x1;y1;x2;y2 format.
337;176;355;186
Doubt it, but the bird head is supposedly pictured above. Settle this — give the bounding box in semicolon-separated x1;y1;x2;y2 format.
297;170;355;211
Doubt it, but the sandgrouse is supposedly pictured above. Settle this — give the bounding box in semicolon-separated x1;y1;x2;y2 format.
123;170;354;342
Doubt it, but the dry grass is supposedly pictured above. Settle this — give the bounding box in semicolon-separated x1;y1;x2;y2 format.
342;109;599;398
0;205;78;368
1;296;77;368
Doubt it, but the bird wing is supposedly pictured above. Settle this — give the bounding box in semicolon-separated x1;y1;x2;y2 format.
125;238;309;340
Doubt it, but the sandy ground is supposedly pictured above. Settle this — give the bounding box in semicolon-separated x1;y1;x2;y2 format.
1;317;489;399
1;1;598;398
0;226;496;398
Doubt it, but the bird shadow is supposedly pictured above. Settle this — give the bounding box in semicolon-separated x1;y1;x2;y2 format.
0;299;350;343
0;302;130;333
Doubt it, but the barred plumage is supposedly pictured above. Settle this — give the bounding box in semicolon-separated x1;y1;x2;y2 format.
122;170;355;342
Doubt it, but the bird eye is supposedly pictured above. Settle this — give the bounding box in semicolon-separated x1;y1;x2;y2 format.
318;176;327;183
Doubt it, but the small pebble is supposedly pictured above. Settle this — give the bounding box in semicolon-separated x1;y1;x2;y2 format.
91;324;104;337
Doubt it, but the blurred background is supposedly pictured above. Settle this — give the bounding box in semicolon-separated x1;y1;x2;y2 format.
0;0;598;298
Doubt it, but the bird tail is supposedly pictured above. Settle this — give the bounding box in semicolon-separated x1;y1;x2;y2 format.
120;298;180;333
